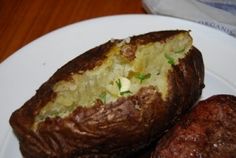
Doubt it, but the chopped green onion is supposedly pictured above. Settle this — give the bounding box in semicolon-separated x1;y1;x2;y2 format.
175;47;185;53
135;73;151;83
99;92;107;104
116;77;131;96
115;79;121;90
165;53;175;65
120;90;132;96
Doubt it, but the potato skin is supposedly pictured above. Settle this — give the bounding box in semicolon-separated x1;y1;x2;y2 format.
9;30;204;158
151;95;236;158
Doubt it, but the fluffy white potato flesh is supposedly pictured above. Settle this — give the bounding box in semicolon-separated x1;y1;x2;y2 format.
35;32;192;124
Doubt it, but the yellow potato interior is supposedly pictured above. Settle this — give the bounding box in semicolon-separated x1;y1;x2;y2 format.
35;32;192;124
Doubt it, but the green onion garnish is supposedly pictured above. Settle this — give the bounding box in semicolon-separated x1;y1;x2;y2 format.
135;73;151;83
120;90;132;96
115;79;122;90
165;53;175;65
99;92;107;104
175;47;185;53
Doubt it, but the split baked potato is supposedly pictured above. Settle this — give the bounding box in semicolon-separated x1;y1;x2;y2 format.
10;30;204;158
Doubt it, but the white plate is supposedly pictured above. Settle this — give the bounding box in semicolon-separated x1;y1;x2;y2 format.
0;14;236;157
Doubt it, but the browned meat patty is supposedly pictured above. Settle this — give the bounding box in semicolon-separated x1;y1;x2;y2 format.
151;95;236;158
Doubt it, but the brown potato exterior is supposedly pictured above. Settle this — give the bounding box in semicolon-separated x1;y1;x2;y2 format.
151;95;236;158
9;30;204;158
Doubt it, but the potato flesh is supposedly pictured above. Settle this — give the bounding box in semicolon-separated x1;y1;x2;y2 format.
35;32;192;124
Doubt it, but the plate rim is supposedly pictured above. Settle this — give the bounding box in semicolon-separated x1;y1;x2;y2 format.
1;14;236;156
1;14;236;66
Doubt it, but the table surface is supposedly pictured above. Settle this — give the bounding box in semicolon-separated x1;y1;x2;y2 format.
0;0;145;63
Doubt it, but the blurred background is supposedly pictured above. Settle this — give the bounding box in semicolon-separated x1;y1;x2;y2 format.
0;0;146;62
1;0;235;63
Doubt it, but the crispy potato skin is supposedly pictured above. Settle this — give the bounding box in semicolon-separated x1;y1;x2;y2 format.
151;95;236;158
9;30;204;158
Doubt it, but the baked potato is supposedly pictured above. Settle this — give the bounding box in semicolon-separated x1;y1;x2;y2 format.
9;30;204;158
151;95;236;158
